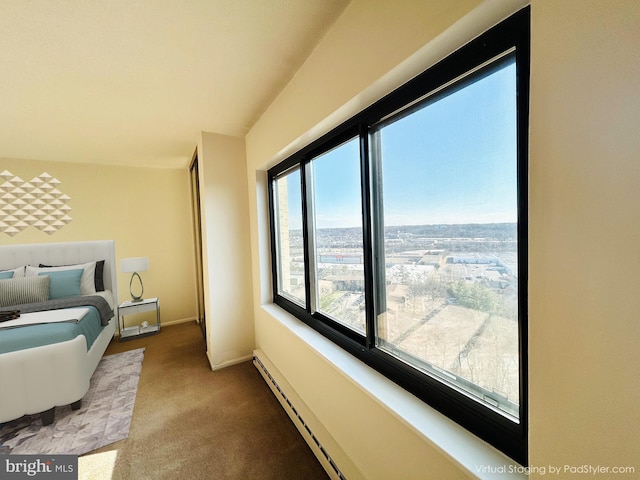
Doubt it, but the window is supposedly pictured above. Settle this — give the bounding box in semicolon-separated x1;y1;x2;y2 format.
309;137;367;334
272;167;306;306
373;56;520;419
268;8;529;464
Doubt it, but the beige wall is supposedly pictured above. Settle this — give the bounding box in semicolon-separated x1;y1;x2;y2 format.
247;1;485;479
197;132;255;369
246;0;483;165
528;0;640;474
0;157;197;326
246;0;640;478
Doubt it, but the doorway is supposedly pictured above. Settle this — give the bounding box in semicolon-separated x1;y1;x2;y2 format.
189;150;206;339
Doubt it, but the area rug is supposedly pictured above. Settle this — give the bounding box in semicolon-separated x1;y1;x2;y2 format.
0;348;144;456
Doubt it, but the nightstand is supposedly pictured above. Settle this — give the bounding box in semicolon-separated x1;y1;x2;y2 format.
118;297;161;341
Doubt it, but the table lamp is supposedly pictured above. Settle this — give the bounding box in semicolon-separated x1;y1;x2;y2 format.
120;257;149;302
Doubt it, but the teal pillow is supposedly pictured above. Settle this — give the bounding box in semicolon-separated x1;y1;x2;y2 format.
0;271;14;280
38;268;83;300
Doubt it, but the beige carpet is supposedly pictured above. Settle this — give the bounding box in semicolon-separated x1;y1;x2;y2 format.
79;322;328;480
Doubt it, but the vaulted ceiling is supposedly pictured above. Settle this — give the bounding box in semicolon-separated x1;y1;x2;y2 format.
0;0;350;168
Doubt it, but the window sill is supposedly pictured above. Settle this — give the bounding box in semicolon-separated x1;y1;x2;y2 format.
262;303;526;480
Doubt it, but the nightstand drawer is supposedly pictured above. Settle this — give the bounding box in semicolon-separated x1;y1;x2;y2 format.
119;301;157;315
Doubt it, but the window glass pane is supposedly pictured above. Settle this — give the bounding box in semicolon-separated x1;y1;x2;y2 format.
375;57;519;419
274;168;306;306
310;138;366;333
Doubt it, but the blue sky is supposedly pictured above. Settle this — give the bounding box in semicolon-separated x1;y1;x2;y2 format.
284;57;517;230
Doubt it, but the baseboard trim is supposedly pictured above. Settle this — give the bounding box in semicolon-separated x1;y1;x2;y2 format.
253;349;363;480
162;317;197;327
207;352;254;371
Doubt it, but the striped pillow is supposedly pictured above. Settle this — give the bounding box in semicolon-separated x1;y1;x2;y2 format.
0;276;50;307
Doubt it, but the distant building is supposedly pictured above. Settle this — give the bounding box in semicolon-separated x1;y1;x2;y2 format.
318;253;363;264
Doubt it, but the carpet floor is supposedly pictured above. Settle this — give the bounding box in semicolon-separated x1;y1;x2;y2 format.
79;322;329;480
0;348;144;455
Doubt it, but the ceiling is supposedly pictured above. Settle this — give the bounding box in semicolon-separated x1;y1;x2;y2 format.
0;0;350;169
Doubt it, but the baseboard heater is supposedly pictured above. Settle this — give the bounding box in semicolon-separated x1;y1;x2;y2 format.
252;352;346;480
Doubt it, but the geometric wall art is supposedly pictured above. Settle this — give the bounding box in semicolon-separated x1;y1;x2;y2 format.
0;170;72;236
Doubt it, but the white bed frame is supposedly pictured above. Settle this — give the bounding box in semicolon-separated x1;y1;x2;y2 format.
0;240;118;424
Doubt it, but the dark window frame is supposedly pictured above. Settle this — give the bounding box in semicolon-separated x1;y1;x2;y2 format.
267;7;529;465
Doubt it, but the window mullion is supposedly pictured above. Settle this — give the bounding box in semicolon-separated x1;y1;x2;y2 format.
360;125;377;349
367;127;387;348
301;159;317;314
515;37;530;437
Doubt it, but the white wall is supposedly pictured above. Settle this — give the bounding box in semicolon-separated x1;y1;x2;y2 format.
198;131;255;369
246;0;640;478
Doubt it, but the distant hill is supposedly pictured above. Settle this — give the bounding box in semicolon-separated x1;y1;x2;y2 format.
384;223;517;240
315;223;517;241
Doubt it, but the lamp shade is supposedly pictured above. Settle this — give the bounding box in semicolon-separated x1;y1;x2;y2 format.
120;257;149;273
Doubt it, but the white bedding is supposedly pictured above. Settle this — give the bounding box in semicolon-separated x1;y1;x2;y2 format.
0;308;90;329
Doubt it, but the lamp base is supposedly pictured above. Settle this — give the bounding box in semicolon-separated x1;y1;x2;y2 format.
129;272;145;304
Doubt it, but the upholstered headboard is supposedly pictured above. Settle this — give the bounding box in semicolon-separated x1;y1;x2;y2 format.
0;240;118;299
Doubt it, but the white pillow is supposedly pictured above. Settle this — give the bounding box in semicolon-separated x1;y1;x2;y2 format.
25;261;97;295
2;266;26;278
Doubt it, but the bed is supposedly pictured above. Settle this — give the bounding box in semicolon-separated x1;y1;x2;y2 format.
0;240;118;426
